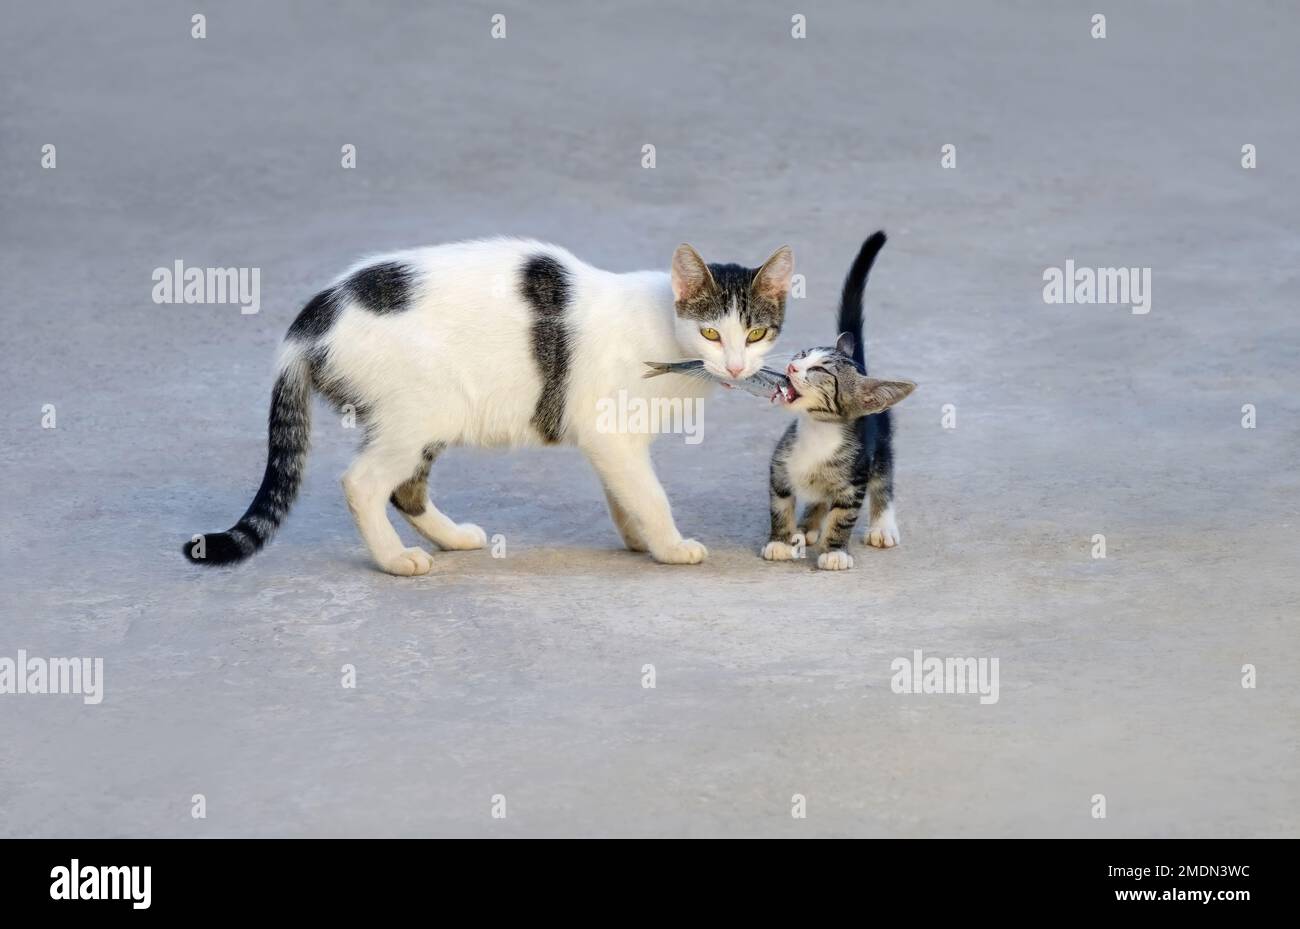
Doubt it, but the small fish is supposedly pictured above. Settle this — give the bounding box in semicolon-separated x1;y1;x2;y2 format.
643;360;794;404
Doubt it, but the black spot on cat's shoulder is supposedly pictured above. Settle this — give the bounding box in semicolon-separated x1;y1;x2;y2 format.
347;261;415;315
287;287;341;341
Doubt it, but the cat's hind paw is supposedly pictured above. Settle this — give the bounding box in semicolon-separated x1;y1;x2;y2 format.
442;522;487;551
380;546;435;576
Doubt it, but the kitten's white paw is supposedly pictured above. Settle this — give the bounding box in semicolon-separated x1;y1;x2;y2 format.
866;515;900;548
762;540;797;561
817;550;854;571
381;546;434;576
443;522;487;550
652;538;708;565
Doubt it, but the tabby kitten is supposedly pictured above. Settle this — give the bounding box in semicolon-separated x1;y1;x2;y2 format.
762;232;916;570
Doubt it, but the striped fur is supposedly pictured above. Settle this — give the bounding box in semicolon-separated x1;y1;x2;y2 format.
183;358;312;564
763;232;916;570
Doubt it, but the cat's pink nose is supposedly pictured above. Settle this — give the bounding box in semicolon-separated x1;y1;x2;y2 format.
727;363;744;377
786;363;797;375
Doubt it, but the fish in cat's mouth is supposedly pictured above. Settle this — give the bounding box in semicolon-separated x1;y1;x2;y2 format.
777;370;806;405
720;377;795;405
644;359;796;405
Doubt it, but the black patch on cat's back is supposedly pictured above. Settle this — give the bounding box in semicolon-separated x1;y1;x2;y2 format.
520;254;573;444
347;260;415;315
286;260;414;343
287;287;341;342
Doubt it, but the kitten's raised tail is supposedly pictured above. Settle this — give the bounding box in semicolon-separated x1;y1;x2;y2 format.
838;230;887;372
183;352;313;565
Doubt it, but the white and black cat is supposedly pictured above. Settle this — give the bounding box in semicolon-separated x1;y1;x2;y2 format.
762;232;916;571
183;238;794;575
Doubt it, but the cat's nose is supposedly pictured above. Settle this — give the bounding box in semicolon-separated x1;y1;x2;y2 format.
726;363;744;377
786;363;797;376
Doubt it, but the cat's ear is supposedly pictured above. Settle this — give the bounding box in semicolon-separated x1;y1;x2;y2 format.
752;246;794;302
853;377;916;415
835;331;856;357
671;244;715;304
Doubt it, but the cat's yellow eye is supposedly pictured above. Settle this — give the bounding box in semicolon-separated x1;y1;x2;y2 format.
746;327;768;343
700;327;721;341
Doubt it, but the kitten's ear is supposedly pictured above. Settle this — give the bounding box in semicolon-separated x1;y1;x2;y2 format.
854;377;916;415
752;246;794;302
835;331;856;357
671;244;715;304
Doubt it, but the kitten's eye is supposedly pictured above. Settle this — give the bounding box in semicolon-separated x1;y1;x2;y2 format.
746;327;768;343
700;327;721;342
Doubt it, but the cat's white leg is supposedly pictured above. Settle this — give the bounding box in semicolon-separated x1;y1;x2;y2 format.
601;483;648;552
342;446;435;576
389;450;487;551
399;499;487;551
583;438;706;564
762;485;799;560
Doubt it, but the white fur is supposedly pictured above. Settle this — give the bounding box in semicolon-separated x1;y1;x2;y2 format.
287;238;781;575
867;504;900;548
817;550;853;571
676;308;766;380
783;418;845;500
761;540;799;561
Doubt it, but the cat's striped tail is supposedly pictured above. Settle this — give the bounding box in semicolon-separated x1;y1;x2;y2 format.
183;353;313;566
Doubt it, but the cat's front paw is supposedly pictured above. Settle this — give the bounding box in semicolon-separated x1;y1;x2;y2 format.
442;522;487;550
380;546;435;576
761;540;798;561
817;550;854;571
652;538;708;565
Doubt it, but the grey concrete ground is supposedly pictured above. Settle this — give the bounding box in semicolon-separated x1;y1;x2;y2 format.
2;1;1297;837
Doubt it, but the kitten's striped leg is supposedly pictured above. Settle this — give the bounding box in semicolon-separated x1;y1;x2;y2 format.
762;462;800;561
817;488;864;571
390;444;487;551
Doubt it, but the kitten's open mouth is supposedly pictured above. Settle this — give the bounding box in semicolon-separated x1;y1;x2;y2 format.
774;383;799;404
